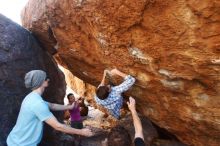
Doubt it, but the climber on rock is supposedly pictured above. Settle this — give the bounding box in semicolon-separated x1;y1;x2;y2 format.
7;70;93;146
95;68;135;119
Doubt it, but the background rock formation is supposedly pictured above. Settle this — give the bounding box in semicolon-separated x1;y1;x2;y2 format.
0;14;66;146
21;0;220;146
59;65;96;100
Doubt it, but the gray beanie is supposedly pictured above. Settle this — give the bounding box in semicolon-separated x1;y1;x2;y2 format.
24;70;47;89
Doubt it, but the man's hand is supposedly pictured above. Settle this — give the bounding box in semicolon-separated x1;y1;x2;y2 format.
80;128;93;137
127;97;136;113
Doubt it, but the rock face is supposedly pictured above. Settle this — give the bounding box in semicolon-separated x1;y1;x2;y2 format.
21;0;220;146
0;14;66;146
59;65;96;99
82;115;159;146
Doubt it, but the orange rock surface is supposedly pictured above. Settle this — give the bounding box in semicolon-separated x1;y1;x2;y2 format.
59;65;96;98
21;0;220;145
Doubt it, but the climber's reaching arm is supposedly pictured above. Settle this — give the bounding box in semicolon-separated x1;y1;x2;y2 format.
127;97;144;140
110;69;135;93
98;69;110;87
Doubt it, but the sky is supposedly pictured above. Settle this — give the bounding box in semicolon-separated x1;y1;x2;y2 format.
0;0;29;25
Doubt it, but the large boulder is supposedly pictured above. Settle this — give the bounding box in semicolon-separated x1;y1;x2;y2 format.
0;14;66;146
21;0;220;146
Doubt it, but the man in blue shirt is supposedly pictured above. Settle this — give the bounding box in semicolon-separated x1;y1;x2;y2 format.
95;69;135;119
7;70;93;146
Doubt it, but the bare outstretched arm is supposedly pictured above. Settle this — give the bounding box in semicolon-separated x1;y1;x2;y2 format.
99;69;110;87
45;116;93;137
127;97;144;140
48;102;75;111
110;68;128;78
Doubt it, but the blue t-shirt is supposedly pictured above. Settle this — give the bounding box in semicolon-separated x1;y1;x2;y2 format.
7;92;53;146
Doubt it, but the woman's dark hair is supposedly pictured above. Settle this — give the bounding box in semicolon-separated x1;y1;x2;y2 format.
108;126;132;146
96;86;110;100
67;93;74;100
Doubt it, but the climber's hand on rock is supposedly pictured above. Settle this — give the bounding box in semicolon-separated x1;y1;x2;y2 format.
110;68;119;76
104;69;110;75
